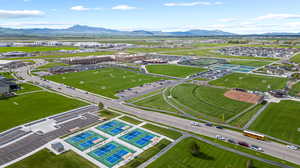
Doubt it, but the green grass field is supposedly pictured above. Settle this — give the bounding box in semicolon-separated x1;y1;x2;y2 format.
146;64;206;78
171;84;252;121
249;100;300;145
126;48;187;54
119;116;142;125
15;83;42;94
289;82;300;96
290;54;300;63
209;73;288;92
37;62;69;69
8;149;97;168
0;91;87;132
142;123;182;140
45;68;165;98
148;137;277;168
192;43;236;48
0;46;77;53
229;60;272;67
0;72;14;78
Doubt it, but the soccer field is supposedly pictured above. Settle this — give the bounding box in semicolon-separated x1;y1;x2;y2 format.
146;64;206;78
209;73;288;92
0;91;88;132
249;100;300;145
170;84;252;121
148;137;277;168
45;68;165;98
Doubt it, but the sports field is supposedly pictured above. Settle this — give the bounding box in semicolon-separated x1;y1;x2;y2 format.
171;84;252;121
146;64;206;78
249;100;300;145
0;46;77;53
96;120;132;136
0;91;87;132
66;131;107;151
229;60;272;67
44;68;165;98
120;128;159;148
148;137;277;168
209;73;288;92
7;149;97;168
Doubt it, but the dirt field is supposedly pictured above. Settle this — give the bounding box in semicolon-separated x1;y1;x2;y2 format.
224;90;263;104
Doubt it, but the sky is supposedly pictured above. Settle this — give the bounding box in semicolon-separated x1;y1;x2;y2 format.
0;0;300;34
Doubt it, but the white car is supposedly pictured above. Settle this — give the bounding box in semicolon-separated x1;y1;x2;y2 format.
216;135;226;141
191;121;200;126
287;145;298;150
251;145;263;152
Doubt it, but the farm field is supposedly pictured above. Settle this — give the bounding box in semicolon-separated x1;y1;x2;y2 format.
209;73;288;92
170;84;252;121
45;68;165;98
289;82;300;96
7;149;97;168
0;91;87;132
147;137;277;168
0;46;77;53
146;64;206;78
249;100;300;145
229;60;272;67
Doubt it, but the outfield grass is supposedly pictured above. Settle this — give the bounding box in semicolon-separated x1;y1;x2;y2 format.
229;60;272;67
0;91;87;132
0;46;77;53
8;149;97;168
249;100;300;145
45;68;165;98
209;73;288;92
142;123;182;140
289;82;300;96
229;104;264;128
15;83;42;94
290;54;300;63
146;64;206;78
120;116;142;125
121;139;171;168
148;137;277;168
171;84;252;121
133;93;180;113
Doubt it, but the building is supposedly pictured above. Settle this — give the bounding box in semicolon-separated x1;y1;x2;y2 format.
115;53;146;62
61;55;114;65
51;142;65;153
0;60;25;69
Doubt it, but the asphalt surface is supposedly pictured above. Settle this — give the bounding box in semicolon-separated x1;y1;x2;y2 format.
12;63;300;166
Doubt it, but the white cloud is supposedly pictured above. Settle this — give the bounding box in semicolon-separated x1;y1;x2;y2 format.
0;10;44;19
112;5;137;10
0;21;71;29
71;6;90;11
255;13;300;21
164;1;223;7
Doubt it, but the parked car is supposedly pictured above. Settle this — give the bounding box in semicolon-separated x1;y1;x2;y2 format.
287;145;298;151
251;145;263;151
216;126;223;129
216;135;226;141
205;123;213;127
191;121;201;126
238;141;250;148
227;139;236;144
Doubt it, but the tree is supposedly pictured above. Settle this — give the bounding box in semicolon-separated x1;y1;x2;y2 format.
190;142;201;157
98;102;104;110
246;160;253;168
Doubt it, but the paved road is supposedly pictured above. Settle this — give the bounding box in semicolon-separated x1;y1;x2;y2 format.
13;63;300;166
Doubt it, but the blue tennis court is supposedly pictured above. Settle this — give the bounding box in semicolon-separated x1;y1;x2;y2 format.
119;128;159;148
65;130;107;151
96;120;132;136
210;64;256;73
88;141;135;168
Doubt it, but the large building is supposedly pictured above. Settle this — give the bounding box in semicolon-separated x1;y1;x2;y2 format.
61;55;115;65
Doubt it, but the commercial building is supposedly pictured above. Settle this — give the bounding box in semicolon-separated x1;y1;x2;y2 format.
61;55;115;65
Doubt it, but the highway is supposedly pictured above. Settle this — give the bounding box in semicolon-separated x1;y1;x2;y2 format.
14;62;300;166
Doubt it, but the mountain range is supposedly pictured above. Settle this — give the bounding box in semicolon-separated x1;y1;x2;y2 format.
0;25;299;37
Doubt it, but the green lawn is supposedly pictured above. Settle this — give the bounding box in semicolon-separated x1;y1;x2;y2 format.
193;43;236;48
290;54;300;63
37;62;69;69
133;93;180;113
142;123;182;140
229;104;264;128
146;64;206;78
8;149;97;168
229;60;272;67
121;139;171;168
0;72;14;78
148;137;278;168
99;110;120;120
171;84;252;121
209;73;288;92
0;91;88;132
44;68;165;98
249;100;300;145
126;48;187;54
289;82;300;96
120;116;142;125
0;46;77;53
15;83;42;94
